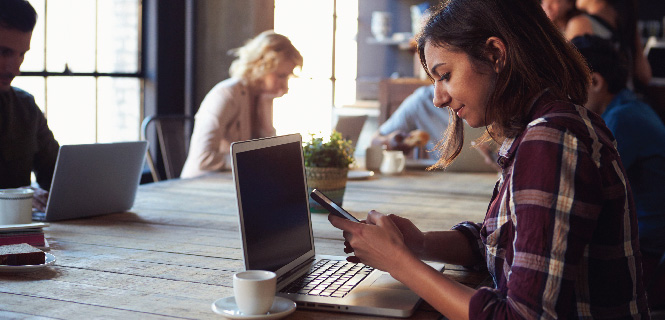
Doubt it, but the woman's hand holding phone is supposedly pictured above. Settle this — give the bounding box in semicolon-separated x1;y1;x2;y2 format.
310;189;360;222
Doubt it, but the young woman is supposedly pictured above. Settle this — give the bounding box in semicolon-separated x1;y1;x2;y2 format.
181;31;303;178
328;0;650;319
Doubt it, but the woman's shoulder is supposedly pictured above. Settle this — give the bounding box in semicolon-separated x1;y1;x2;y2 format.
529;100;617;154
529;100;598;131
204;78;249;101
208;78;246;94
199;78;249;112
522;97;606;142
564;14;593;40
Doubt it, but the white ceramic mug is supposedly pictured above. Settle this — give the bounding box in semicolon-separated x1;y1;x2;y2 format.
380;150;406;175
371;11;392;40
0;188;34;225
365;145;386;171
233;270;276;315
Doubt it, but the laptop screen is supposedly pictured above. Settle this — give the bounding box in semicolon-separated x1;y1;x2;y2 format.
235;139;313;272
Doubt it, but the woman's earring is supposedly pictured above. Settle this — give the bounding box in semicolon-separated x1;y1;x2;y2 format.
494;59;503;73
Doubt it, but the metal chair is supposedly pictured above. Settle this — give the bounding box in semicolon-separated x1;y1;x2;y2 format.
141;114;194;182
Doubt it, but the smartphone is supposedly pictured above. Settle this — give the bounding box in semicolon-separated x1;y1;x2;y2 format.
310;189;360;222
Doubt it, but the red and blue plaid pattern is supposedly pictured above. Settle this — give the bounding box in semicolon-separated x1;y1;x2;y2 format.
454;93;650;319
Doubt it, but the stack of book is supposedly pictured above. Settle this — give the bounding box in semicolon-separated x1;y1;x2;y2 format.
0;223;49;250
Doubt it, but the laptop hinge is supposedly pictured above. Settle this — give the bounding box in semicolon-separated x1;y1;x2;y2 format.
278;258;315;283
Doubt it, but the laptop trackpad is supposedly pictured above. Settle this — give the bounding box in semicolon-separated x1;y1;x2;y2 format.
369;274;409;290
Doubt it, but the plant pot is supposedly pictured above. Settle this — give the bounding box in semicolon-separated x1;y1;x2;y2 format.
305;167;349;213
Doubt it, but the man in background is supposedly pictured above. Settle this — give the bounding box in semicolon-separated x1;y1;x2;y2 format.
0;0;59;211
371;85;444;158
572;34;665;309
371;85;501;171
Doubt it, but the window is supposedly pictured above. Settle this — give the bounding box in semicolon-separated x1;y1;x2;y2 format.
15;0;142;145
273;0;358;136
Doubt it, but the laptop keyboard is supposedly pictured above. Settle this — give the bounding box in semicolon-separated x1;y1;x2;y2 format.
280;259;374;298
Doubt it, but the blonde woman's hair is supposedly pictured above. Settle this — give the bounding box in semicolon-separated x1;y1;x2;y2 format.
228;30;303;86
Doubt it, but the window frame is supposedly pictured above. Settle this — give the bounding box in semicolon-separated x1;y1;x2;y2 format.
19;0;145;143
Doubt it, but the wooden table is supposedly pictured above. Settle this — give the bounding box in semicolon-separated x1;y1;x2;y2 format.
0;170;497;319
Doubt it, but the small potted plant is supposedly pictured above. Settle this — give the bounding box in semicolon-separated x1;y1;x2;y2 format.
303;131;355;212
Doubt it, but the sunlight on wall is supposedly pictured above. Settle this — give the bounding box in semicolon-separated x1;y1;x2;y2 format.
273;0;358;137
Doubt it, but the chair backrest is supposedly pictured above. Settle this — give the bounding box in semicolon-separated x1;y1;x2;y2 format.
141;115;194;181
378;78;430;125
334;115;367;150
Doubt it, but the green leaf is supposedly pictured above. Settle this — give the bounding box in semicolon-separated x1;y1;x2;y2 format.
302;131;355;168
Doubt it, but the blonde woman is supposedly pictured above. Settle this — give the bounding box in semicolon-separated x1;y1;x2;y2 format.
181;31;303;178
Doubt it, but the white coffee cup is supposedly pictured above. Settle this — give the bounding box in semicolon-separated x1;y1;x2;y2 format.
0;188;34;225
380;150;406;175
365;145;386;171
371;11;392;40
233;270;276;315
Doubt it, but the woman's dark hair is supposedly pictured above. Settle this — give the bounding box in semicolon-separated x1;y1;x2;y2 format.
416;0;590;168
0;0;37;32
571;34;629;94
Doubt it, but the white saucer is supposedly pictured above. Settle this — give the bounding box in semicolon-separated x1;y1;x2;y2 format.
348;170;375;180
0;252;56;273
211;296;296;319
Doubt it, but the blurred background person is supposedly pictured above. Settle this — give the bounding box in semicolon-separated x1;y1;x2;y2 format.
541;0;591;39
371;85;441;157
572;34;665;309
181;30;303;178
372;84;501;172
571;0;652;88
0;0;59;211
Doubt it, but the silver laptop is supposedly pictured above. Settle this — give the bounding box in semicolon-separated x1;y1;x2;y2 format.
334;115;367;150
231;134;444;318
446;123;498;172
33;141;148;222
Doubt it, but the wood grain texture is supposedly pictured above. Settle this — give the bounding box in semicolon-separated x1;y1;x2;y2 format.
0;170;496;319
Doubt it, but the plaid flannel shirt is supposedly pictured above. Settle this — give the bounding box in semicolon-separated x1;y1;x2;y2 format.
454;93;650;319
